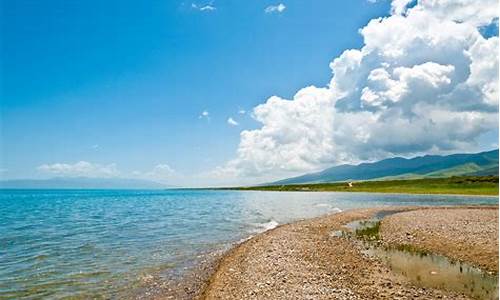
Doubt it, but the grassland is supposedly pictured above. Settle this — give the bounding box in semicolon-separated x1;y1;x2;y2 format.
227;176;499;196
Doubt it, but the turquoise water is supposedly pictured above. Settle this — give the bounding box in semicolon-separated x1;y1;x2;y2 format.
0;189;497;299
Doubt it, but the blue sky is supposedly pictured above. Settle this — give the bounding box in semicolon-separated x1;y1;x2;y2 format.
1;0;498;186
1;0;390;181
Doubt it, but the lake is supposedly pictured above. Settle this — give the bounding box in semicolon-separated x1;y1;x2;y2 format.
0;189;497;298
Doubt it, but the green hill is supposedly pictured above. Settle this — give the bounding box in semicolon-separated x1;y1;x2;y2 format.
273;149;499;185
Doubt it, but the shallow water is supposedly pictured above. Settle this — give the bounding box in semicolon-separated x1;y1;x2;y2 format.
343;213;499;300
367;247;499;300
0;189;497;298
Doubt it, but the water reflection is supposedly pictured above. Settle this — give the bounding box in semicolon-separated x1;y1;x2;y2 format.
366;247;499;300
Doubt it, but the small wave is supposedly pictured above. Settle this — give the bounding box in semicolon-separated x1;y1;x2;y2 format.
314;204;343;213
259;220;279;231
250;219;279;234
236;235;255;244
331;207;342;213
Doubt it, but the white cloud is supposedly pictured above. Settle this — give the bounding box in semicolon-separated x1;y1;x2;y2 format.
407;0;498;26
238;109;246;114
227;117;239;126
35;161;183;185
391;0;413;15
152;164;175;175
360;62;456;111
132;164;176;183
265;3;286;14
199;110;210;121
37;161;119;177
211;0;499;185
191;3;216;12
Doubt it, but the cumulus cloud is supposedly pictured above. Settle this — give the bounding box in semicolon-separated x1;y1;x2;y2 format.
391;0;413;15
227;117;239;126
265;3;286;14
38;161;119;177
407;0;498;26
212;0;498;184
191;3;216;12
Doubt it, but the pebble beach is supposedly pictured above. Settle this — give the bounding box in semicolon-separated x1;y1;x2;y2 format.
159;205;499;300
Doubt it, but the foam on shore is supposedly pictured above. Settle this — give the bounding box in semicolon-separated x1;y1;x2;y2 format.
248;219;279;234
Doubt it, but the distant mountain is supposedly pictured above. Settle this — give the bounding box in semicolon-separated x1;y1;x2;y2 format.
0;177;169;189
273;149;499;185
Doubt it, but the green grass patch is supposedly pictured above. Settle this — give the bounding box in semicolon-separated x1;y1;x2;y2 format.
393;244;431;257
225;176;499;196
355;221;380;241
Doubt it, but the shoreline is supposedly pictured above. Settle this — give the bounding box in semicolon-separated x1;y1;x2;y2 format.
159;205;498;299
218;188;500;198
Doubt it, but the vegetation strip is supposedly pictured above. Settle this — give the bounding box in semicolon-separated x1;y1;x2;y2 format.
225;176;499;196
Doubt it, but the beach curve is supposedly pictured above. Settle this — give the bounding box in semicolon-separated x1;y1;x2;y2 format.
195;206;498;300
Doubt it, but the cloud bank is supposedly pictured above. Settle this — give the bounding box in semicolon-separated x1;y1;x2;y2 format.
213;0;499;184
38;161;119;177
131;164;177;183
38;162;177;184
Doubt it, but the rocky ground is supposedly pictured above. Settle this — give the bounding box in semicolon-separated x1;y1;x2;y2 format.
379;207;499;273
198;206;495;299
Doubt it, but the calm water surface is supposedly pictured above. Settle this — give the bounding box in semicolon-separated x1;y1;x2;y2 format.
0;189;497;298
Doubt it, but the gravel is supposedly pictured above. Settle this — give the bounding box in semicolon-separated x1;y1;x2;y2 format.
198;207;482;299
379;206;498;273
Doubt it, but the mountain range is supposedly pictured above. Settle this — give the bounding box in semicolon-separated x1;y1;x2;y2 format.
273;149;499;185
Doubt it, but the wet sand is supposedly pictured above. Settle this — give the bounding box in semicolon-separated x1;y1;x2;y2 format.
156;205;498;299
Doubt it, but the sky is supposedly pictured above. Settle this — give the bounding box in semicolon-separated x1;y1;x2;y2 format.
1;0;498;186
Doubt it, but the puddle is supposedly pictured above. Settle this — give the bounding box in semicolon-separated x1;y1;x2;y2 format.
335;210;499;300
364;245;499;299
